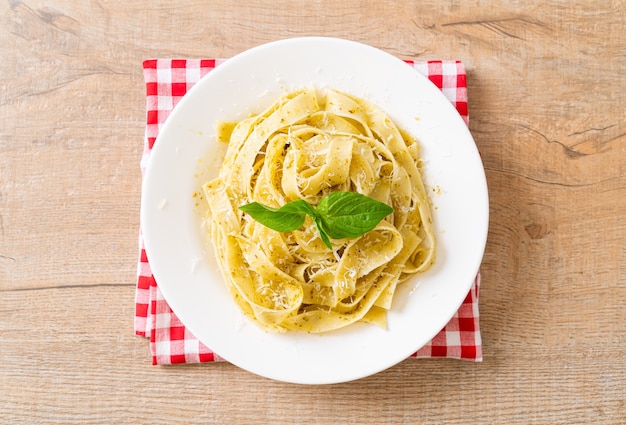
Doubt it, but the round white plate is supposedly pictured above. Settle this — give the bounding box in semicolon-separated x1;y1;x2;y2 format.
141;37;488;384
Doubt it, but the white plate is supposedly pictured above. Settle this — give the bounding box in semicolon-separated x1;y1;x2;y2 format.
141;37;488;384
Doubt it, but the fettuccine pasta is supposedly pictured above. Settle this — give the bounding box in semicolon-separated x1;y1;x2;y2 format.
202;88;435;333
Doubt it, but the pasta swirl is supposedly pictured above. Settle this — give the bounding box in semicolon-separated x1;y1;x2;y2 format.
203;88;435;333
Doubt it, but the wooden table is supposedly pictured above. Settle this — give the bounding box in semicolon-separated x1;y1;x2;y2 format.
1;1;624;423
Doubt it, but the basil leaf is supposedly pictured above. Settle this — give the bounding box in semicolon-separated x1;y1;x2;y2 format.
313;216;333;250
239;200;312;232
238;192;394;250
316;192;393;239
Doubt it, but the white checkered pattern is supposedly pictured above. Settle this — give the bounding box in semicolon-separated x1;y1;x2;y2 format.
135;58;482;365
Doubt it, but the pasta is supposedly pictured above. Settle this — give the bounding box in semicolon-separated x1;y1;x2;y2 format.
202;88;435;333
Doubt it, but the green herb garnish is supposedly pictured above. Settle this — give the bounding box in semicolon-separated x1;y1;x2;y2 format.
239;192;394;250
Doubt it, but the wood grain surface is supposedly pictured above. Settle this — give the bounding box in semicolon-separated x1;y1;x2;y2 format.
1;1;624;423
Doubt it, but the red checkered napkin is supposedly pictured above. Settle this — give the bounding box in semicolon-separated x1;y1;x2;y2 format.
135;58;482;365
